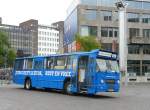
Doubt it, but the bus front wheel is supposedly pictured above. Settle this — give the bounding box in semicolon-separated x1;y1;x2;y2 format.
24;78;32;90
64;82;72;95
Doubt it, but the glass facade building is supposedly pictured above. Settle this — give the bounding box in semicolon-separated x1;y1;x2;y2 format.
0;24;33;56
64;0;150;77
67;0;150;15
0;19;61;57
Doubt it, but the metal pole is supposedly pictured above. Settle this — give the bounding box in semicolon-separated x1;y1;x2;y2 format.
118;3;128;86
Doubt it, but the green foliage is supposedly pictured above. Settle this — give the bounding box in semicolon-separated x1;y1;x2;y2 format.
0;32;9;55
0;55;5;66
0;31;16;68
7;49;16;67
75;34;101;52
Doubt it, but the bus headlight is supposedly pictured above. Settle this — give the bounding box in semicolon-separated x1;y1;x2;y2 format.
100;79;104;83
117;80;120;84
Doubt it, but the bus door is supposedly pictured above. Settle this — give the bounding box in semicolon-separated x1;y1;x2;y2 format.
86;56;95;89
33;57;44;87
71;57;78;93
77;56;89;92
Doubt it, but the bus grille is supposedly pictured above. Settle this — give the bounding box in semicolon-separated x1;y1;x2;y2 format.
105;79;115;90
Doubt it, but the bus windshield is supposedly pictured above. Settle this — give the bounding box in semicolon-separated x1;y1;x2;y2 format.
96;58;119;73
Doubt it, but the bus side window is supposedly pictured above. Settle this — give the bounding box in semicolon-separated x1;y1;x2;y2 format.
46;57;54;69
26;58;33;70
54;56;66;70
34;60;44;70
15;59;24;70
66;56;72;69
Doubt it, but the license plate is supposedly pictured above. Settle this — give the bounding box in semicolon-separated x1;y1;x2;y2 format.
106;80;115;84
108;89;114;92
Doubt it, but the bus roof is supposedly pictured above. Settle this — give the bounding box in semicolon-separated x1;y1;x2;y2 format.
16;49;117;60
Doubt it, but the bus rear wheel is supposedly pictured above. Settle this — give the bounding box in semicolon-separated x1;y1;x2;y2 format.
24;78;32;90
64;82;72;95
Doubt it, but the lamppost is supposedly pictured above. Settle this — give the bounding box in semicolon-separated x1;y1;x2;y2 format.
115;0;128;86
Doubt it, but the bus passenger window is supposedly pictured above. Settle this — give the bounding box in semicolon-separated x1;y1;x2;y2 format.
26;59;33;69
72;59;77;72
96;59;107;72
34;60;44;70
54;56;66;69
15;59;24;70
66;56;72;69
46;57;54;69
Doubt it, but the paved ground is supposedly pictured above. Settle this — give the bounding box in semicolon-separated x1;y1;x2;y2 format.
0;84;150;110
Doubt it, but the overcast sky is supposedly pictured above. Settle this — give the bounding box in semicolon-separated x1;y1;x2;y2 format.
0;0;72;25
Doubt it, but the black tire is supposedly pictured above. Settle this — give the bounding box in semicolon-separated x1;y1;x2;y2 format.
64;81;72;95
24;78;32;90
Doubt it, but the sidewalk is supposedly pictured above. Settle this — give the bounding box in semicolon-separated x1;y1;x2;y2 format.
0;80;12;87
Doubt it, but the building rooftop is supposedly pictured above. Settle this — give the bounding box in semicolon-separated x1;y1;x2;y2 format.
38;24;58;30
67;0;150;16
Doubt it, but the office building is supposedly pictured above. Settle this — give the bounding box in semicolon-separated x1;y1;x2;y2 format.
2;19;60;56
0;23;33;56
20;19;59;55
64;0;150;78
38;25;59;55
52;21;64;53
19;19;38;55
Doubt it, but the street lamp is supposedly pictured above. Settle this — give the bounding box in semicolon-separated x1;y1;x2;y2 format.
115;0;128;86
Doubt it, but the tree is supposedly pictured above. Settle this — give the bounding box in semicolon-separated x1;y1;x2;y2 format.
0;31;16;68
75;34;101;52
7;49;16;67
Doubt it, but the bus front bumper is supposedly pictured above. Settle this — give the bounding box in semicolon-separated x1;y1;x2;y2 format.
95;83;120;93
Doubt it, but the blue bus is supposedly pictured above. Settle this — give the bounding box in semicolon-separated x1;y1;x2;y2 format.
13;49;120;95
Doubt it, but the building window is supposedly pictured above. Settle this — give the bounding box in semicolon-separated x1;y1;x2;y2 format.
102;43;112;51
98;0;116;7
89;26;97;36
143;2;150;10
101;27;118;37
128;13;140;22
81;0;97;6
143;45;150;54
142;61;150;76
128;45;140;54
85;9;97;21
81;26;88;36
114;28;118;37
101;11;112;21
129;28;140;38
127;60;140;76
113;11;119;21
101;27;108;37
143;29;150;38
109;28;113;37
142;14;150;24
38;42;41;46
127;1;142;9
81;26;97;36
38;31;41;35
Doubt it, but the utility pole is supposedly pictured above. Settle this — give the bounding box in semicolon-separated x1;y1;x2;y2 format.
115;0;128;86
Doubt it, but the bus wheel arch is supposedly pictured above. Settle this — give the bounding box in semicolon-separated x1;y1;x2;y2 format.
24;77;32;90
63;78;72;94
